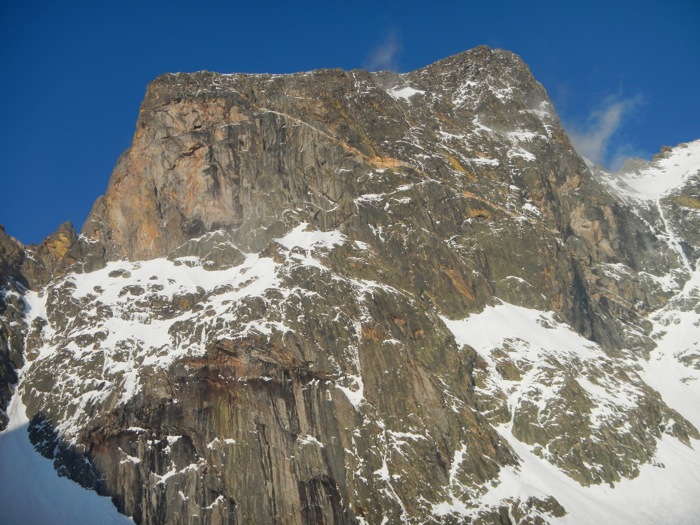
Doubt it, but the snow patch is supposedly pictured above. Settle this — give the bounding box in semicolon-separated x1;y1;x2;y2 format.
276;223;346;251
387;86;425;101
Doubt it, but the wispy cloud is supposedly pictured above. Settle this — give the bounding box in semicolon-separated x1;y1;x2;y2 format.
364;29;402;72
566;95;643;170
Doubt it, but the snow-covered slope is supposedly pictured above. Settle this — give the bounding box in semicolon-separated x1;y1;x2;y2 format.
596;140;700;277
442;298;700;524
0;390;133;525
601;140;700;202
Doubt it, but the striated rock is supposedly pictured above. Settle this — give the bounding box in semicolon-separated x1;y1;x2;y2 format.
77;47;681;353
4;47;700;523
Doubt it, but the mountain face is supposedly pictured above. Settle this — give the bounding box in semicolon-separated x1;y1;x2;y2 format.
1;46;700;524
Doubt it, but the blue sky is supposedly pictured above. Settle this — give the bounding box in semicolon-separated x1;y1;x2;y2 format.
1;0;698;245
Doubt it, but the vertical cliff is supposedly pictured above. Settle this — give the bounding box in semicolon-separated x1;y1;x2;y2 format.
2;46;700;524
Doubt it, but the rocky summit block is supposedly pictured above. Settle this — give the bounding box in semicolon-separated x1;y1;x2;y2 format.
2;46;700;525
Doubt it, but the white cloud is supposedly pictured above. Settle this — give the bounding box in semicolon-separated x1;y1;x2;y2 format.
566;95;643;170
364;30;402;72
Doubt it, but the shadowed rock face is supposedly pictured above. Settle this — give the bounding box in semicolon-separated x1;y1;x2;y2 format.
2;46;700;524
0;227;26;428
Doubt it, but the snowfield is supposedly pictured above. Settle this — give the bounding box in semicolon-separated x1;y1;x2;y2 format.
442;299;700;525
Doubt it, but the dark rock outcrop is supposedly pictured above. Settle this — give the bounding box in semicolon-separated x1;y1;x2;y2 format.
0;227;27;428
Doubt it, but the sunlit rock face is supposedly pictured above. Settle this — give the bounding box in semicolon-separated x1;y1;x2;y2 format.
2;46;700;524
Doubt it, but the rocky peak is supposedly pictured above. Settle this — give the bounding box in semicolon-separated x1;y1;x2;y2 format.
23;222;79;286
3;48;700;525
81;47;575;264
0;226;25;286
412;46;549;109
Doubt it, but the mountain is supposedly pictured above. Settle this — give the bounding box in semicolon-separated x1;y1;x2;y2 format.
1;46;700;524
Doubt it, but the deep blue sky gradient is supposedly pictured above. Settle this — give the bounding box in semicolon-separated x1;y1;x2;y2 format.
2;0;699;244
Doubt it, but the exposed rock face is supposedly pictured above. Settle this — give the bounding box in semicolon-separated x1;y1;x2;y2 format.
0;227;26;428
0;221;87;428
2;46;700;524
79;47;684;348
